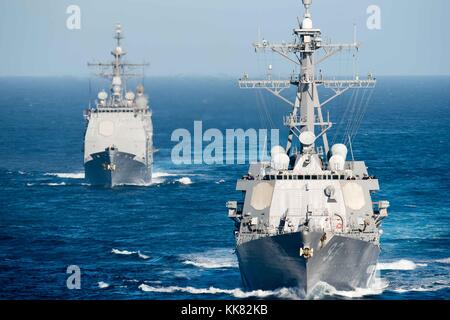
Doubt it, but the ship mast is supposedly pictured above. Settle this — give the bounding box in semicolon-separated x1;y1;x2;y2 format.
88;24;149;107
239;0;375;159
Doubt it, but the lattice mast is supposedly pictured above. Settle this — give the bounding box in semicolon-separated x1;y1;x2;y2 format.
87;24;149;106
239;0;375;158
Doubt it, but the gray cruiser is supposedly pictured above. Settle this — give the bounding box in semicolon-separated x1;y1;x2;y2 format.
84;24;153;187
227;0;389;294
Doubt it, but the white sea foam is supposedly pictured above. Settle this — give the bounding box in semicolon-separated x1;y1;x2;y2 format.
177;177;192;185
138;284;281;299
181;248;238;269
138;277;388;300
138;251;150;260
111;248;136;255
215;179;225;184
45;172;85;179
111;248;150;260
98;281;110;289
314;278;389;299
46;182;67;186
435;257;450;264
377;259;427;271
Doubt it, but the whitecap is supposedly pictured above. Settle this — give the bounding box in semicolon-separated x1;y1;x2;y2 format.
98;281;110;289
177;177;192;185
377;259;427;271
435;257;450;264
45;172;85;179
45;182;67;186
138;251;150;260
215;179;225;184
181;248;238;269
111;248;136;255
316;277;389;299
138;284;279;299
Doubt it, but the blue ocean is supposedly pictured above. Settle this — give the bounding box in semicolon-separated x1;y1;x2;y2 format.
0;76;449;300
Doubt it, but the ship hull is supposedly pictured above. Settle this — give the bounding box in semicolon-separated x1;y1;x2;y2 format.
84;148;151;187
236;231;379;294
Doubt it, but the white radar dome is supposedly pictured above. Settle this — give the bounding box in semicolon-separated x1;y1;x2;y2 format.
271;152;290;171
299;131;316;146
302;17;313;29
329;155;345;172
331;144;348;160
125;91;135;101
271;145;286;156
97;91;108;100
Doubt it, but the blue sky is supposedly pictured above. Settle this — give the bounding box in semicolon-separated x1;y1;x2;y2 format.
0;0;448;76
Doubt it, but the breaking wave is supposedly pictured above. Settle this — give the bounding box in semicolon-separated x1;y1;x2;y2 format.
181;248;238;269
45;172;85;179
176;177;192;185
138;280;387;300
111;248;150;260
434;257;450;264
138;284;298;299
377;259;427;271
311;278;389;299
98;281;110;289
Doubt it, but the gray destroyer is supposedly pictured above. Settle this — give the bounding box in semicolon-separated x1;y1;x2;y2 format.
227;0;389;294
84;24;153;187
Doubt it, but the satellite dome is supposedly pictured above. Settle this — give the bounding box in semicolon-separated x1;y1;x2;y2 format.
302;17;313;29
97;91;108;100
136;84;144;95
331;144;348;160
271;152;290;171
125;91;135;101
271;145;286;156
299;131;316;146
329;155;345;172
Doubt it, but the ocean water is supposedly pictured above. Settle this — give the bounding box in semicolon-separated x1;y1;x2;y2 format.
0;76;449;300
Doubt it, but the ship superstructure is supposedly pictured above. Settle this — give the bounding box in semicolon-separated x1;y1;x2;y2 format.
227;0;389;294
84;24;153;187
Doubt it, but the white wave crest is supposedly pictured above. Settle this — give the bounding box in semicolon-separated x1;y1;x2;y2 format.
377;259;427;271
138;251;150;260
138;277;388;300
138;284;285;299
46;182;67;186
181;248;238;269
177;177;192;185
111;248;150;260
98;281;110;289
435;257;450;264
111;248;136;255
215;179;225;184
312;278;389;299
45;172;85;179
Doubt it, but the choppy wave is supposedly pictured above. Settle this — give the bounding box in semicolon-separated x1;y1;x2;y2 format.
138;284;289;299
98;281;110;289
434;257;450;264
111;248;150;260
181;248;238;269
377;259;427;271
176;177;192;185
112;249;136;255
312;278;389;299
138;279;388;300
45;172;85;179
